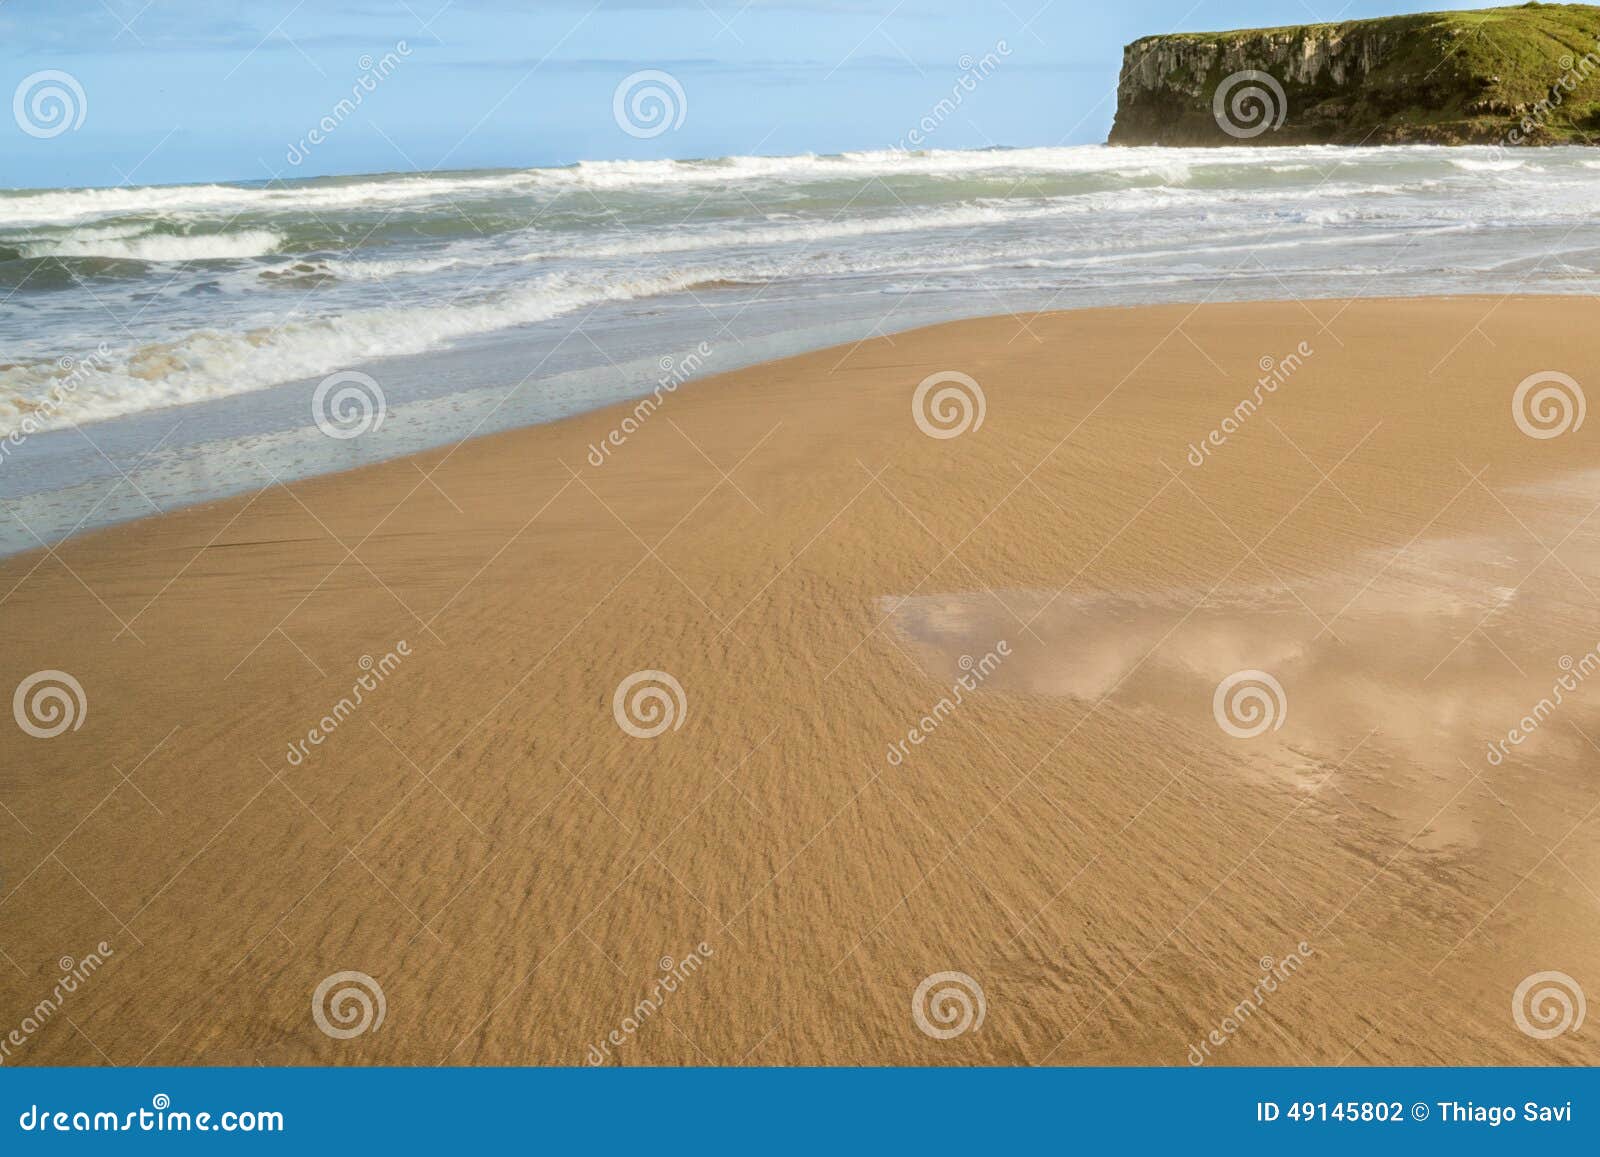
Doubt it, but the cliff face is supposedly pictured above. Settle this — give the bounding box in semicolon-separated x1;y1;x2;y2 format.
1109;4;1600;146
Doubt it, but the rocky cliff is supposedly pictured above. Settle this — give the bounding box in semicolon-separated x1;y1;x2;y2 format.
1109;3;1600;145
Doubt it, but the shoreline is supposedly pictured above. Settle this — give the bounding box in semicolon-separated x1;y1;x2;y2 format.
11;286;1600;563
11;141;1600;562
4;295;1600;1066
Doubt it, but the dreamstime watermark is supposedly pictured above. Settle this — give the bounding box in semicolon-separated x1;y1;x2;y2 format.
886;641;1010;765
12;70;86;139
0;943;114;1065
612;669;687;738
894;40;1011;151
1186;342;1314;466
1485;644;1600;766
1492;38;1600;152
1187;941;1314;1064
0;345;113;468
285;42;411;166
16;1095;283;1134
1212;669;1287;739
283;643;410;766
1213;70;1287;139
585;943;714;1064
612;70;686;139
312;370;386;439
912;370;986;439
911;971;985;1040
12;670;87;739
311;970;386;1040
1512;970;1585;1040
587;342;714;466
1511;371;1585;440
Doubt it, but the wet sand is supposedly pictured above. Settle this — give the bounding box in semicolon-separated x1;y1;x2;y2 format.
2;296;1598;1066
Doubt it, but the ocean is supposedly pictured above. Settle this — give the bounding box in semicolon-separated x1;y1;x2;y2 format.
3;143;1597;553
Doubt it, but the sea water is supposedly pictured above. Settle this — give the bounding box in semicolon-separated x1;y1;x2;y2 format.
3;144;1597;551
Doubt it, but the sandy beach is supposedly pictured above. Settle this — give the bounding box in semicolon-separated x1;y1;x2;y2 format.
3;295;1598;1066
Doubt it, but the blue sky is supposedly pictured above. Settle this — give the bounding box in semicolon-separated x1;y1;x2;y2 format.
1;0;1504;188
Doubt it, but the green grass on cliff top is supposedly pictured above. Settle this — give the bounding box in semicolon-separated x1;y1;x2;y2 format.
1144;1;1598;44
1134;3;1600;136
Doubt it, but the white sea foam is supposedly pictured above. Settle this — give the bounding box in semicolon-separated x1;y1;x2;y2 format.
1;263;814;429
0;142;1454;225
18;229;284;261
315;198;1089;278
6;143;1600;434
1448;156;1527;172
534;144;1425;189
307;182;1392;283
0;173;547;225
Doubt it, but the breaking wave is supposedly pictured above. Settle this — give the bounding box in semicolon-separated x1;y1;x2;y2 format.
16;228;285;262
5;142;1599;431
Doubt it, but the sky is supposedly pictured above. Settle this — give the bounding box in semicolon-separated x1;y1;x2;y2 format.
0;0;1507;189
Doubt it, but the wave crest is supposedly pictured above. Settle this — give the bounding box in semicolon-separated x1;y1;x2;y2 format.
17;229;284;262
